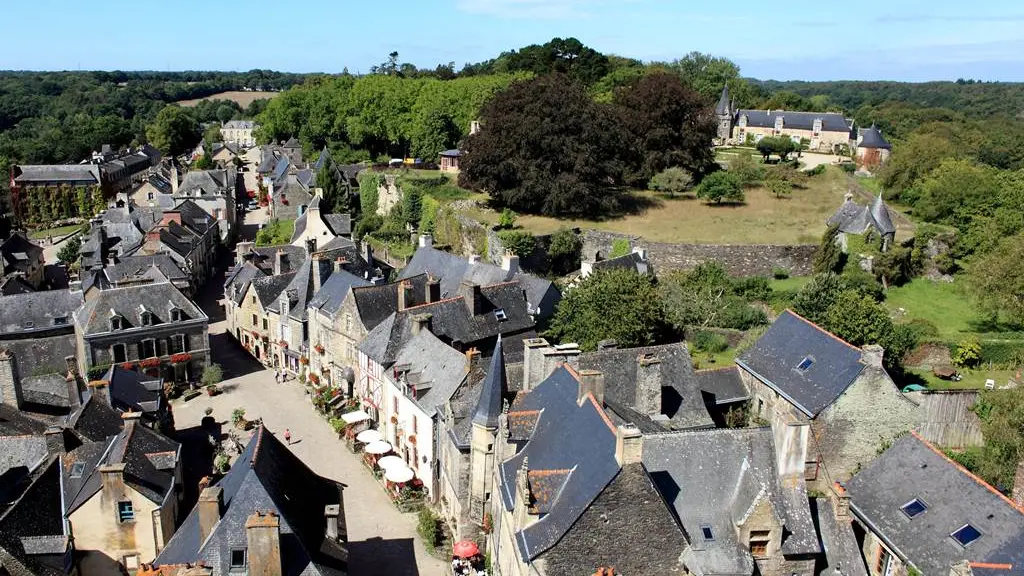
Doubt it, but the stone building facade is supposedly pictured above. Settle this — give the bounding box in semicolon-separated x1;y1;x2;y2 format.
715;86;855;153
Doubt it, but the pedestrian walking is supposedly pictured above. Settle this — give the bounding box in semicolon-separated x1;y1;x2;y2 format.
283;428;292;445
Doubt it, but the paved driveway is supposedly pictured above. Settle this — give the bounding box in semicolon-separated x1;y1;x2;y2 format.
172;294;447;575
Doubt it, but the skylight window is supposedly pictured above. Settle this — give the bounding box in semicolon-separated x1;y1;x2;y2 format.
796;356;814;371
494;308;508;321
951;524;982;547
901;498;927;519
70;462;85;478
700;525;714;541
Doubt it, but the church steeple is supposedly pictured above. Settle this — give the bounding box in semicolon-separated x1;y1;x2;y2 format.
472;335;505;429
715;84;732;116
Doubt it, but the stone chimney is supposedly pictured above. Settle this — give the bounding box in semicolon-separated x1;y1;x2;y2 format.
465;348;481;373
273;249;286;275
861;344;885;371
236;241;255;265
426;277;441;303
614;424;643;466
418;234;433;249
832;481;850;519
578;370;605;406
522;338;583;392
635;353;663;415
1012;460;1024;507
99;463;127;503
468;254;481;265
0;349;23;410
324;504;341;542
459;281;482;316
312;253;330;296
87;379;111;405
361;241;373;265
334;257;347;274
950;560;973;576
501;251;520;275
597;339;618;351
397;280;414;312
170;163;179;195
246;511;282;576
197;486;223;545
411;313;432;335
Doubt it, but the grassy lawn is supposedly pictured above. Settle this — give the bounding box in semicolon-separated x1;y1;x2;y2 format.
906;367;1019;391
885;280;978;340
691;347;739;370
471;166;849;244
29;224;81;240
769;276;812;292
255;219;294;246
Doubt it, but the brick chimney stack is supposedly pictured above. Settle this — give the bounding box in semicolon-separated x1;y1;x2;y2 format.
245;511;282;576
635;353;663;416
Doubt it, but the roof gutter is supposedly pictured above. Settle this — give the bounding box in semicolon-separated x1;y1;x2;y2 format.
734;359;817;418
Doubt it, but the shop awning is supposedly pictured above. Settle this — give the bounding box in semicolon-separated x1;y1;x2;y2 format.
342;409;371;424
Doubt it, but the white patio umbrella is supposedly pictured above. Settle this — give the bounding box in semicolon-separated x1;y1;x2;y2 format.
355;429;383;444
377;455;405;469
384;465;415;483
364;440;393;455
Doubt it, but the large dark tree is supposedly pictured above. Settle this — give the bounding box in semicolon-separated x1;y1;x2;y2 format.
459;74;626;218
613;72;717;185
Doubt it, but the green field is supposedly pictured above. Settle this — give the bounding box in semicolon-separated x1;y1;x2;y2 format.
29;224;81;240
885;280;979;340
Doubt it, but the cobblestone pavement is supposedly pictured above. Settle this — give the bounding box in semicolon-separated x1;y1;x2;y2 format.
173;311;447;575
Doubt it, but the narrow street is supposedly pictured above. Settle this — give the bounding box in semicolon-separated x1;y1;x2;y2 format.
171;254;447;576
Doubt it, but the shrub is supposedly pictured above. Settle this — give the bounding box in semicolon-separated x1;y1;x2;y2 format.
839;162;856;173
649;167;693;196
497;230;535;256
419;196;439;234
609;238;631;259
933;252;957;275
697;171;745;204
548;227;582;275
416;508;443;550
733;276;772;302
772;267;790;280
231;408;246;425
87;364;111;381
954;338;983;368
497;208;518;230
841;268;885;302
904;318;940;340
805;164;826;176
354;214;383;240
693;331;729;353
357;172;381;215
201;364;223;387
214;453;231;473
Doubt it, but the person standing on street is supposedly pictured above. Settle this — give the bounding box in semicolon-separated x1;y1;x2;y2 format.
283;428;292;445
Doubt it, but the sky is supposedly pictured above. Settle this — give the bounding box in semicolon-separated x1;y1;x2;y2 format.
2;0;1023;81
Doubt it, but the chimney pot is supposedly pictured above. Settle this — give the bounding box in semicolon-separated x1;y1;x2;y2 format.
411;313;432;335
861;344;885;370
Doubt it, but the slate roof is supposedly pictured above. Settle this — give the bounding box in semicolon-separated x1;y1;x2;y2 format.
440;149;462;157
499;366;621;561
73;280;205;336
324;214;351;236
715;85;732;115
1;234;43;274
2;334;79;385
13;164;101;184
827;194;896;237
178;169;234;196
224;261;267;305
223;120;255;130
306;270;371;317
643;428;820;576
400;246;557;318
692;366;750;404
578;343;714;430
847;433;1024;576
736;310;865;417
351;275;430;332
357;282;536;367
0;406;48;436
251;273;296;308
155;425;347;576
0;457;67;563
64;419;179;514
172;199;218;236
858;124;892;149
589;251;650;275
65;392;124;442
240;244;307;275
283;137;301;149
19;374;74;409
736;109;852;132
0;276;35;296
389;330;468;417
0;435;48;490
105;254;188;284
0;289;82;335
473;335;505;428
102;366;163;414
811;498;868;576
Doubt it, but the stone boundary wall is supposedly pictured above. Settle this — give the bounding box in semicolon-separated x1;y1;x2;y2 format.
582;230;817;277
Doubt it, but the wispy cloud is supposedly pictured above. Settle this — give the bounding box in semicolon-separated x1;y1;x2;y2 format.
875;13;1024;23
456;0;610;19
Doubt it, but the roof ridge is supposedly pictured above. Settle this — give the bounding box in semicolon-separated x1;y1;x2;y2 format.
908;431;1024;515
694;366;738;374
781;309;862;352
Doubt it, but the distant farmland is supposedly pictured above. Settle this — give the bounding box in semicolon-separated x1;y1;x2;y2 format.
176;90;279;107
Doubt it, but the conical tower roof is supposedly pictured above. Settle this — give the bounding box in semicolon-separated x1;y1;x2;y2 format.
472;335;506;428
715;85;732;115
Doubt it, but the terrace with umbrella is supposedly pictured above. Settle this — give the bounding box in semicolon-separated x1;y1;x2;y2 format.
451;540;486;575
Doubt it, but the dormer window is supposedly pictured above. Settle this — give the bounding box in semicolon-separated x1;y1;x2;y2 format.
171;308;183;322
140;311;152;326
23;320;34;329
53;316;68;325
700;525;714;541
796;356;814;371
111;316;123;331
951;524;982;547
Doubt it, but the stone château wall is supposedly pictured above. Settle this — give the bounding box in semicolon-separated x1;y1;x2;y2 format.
582;230;817;277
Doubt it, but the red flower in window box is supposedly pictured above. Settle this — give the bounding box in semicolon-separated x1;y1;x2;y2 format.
140;358;161;368
170;353;192;364
122;362;135;370
300;356;309;365
281;197;289;205
314;344;325;355
407;434;416;445
279;340;288;348
309;373;320;385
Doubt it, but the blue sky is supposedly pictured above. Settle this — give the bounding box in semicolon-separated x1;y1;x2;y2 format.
2;0;1022;81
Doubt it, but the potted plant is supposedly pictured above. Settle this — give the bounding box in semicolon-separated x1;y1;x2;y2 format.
300;356;309;366
231;408;247;427
171;352;192;364
205;384;219;396
315;344;325;355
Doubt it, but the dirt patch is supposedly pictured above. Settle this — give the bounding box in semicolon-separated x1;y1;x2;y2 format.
177;91;279;107
906;342;952;369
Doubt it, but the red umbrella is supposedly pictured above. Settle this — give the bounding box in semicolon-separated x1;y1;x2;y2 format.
452;540;480;558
